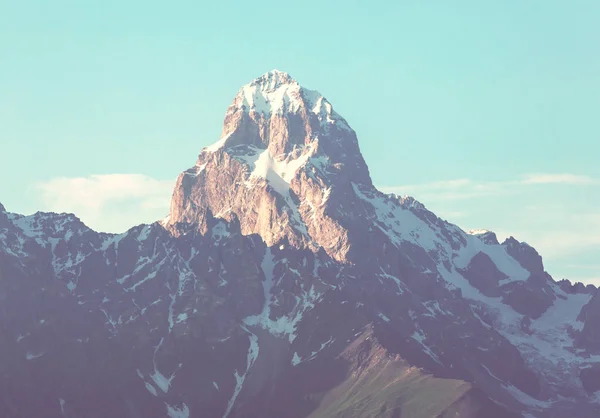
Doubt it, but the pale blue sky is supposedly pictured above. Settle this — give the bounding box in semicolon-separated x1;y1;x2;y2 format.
1;1;599;284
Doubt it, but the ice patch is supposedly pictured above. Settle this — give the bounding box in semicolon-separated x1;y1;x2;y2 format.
117;254;162;285
151;369;174;393
205;132;232;153
454;234;530;284
168;269;190;333
423;301;451;318
222;330;259;418
379;268;404;295
148;338;181;394
301;337;335;363
411;329;442;365
166;403;190;418
243;248;321;342
292;352;302;366
504;383;554;409
137;225;152;242
212;221;230;241
59;398;66;417
100;308;118;332
100;233;124;251
145;382;158;396
378;313;391;322
232;146;311;236
26;352;45;360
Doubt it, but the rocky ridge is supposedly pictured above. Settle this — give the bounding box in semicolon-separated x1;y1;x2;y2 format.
1;71;599;418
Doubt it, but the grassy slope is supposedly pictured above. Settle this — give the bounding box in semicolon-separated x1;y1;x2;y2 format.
308;328;518;418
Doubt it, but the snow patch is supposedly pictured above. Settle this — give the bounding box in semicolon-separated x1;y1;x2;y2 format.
242;146;310;195
379;268;404;295
243;249;321;342
411;329;442;365
166;403;190;418
137;225;152;242
222;330;259;418
145;382;158;396
504;383;554;409
150;369;174;393
148;338;181;394
301;337;335;363
212;221;230;241
378;313;391;322
291;352;302;366
26;352;45;360
454;234;530;284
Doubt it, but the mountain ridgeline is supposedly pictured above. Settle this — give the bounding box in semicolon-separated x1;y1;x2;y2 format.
1;70;599;418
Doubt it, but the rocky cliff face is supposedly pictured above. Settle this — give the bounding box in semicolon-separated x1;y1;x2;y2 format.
167;69;372;263
1;71;599;418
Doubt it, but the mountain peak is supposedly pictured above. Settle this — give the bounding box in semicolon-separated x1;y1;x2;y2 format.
168;71;373;259
467;229;499;245
229;69;303;118
204;70;355;158
248;69;298;92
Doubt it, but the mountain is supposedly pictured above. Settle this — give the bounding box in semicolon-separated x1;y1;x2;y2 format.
1;70;599;418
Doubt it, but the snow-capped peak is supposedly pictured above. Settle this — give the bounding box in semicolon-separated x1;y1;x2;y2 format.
199;71;361;187
230;70;301;116
248;69;298;92
218;70;351;133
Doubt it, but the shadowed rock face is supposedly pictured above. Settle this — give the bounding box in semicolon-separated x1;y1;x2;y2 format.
577;292;600;351
1;71;600;418
459;252;507;297
503;237;544;275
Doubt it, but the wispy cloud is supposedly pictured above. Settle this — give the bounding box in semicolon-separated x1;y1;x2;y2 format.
521;173;598;185
35;174;175;233
531;227;600;259
381;173;599;201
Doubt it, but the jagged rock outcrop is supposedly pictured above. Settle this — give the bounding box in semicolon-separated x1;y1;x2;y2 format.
469;229;500;246
577;292;600;352
167;70;373;263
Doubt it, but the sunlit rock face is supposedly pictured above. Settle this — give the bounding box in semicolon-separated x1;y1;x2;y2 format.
167;70;373;263
0;71;599;418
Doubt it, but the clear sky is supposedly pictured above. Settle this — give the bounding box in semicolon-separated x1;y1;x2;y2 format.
1;1;599;285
